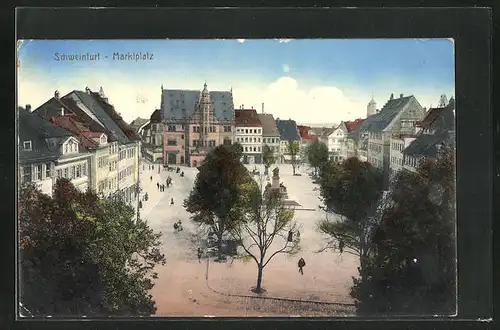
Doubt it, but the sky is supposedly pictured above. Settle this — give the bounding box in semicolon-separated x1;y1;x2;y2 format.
17;39;455;125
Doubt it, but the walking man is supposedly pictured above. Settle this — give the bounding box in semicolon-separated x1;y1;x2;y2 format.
157;182;160;190
170;197;174;206
298;257;306;275
150;175;152;182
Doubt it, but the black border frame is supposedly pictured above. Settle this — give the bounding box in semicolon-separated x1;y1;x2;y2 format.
3;5;494;330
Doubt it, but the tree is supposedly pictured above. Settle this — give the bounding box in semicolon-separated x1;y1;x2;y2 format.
317;157;385;281
230;175;299;293
306;139;329;178
350;147;456;315
19;179;166;316
262;144;275;176
286;140;300;176
184;144;252;261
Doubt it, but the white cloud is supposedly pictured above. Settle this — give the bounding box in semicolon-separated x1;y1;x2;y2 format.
232;77;367;125
17;69;449;126
237;39;245;43
282;64;290;73
275;39;292;43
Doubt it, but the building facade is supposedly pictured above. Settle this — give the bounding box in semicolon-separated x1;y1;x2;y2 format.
327;122;347;162
389;135;416;179
276;119;301;163
368;94;425;178
18;106;92;196
140;109;164;163
258;112;281;164
403;98;455;172
162;83;234;167
33;87;141;204
235;109;263;164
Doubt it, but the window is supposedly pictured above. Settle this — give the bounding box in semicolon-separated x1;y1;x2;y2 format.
167;139;177;146
22;166;31;183
245;137;248;142
76;165;81;178
23;141;32;150
193;140;198;147
258;138;261;142
82;164;87;176
65;145;69;154
56;169;62;178
258;147;261;152
244;147;248;152
245;129;248;134
70;166;75;179
45;163;51;178
224;126;232;132
258;129;261;134
63;167;68;178
253;147;256;152
169;125;176;132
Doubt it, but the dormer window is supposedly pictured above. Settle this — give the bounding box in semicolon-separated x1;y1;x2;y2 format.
23;141;32;150
100;134;108;145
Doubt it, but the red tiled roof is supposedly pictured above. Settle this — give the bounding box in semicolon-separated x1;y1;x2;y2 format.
44;116;104;148
235;109;262;127
297;125;317;140
344;119;366;132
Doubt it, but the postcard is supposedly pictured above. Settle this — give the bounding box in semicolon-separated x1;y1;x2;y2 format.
16;38;456;317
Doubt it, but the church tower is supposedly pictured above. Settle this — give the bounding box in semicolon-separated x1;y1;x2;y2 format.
198;82;214;149
367;96;377;117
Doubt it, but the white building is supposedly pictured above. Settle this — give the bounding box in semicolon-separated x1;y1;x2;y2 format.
33;87;142;205
258;111;281;163
327;122;348;162
389;135;417;179
18;106;91;196
235;109;263;164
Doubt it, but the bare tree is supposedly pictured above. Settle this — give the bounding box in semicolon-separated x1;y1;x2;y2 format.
230;175;299;293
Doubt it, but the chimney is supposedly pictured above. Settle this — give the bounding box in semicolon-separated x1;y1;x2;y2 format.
400;93;404;99
242;104;244;109
390;93;394;100
85;86;91;94
60;107;65;116
54;90;60;99
251;106;254;109
25;104;31;112
262;103;264;114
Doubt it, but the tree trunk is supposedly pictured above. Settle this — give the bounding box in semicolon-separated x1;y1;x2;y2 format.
255;264;263;292
216;232;223;261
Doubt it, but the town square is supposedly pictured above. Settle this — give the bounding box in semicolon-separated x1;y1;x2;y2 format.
17;39;456;317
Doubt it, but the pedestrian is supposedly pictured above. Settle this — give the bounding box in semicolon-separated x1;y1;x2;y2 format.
162;184;165;191
157;182;160;190
298;257;306;275
287;230;293;242
170;197;174;206
150;175;152;182
197;247;202;263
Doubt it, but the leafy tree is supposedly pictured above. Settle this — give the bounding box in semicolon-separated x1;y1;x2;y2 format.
230;176;299;293
317;157;384;281
350;147;456;315
286;140;300;175
306;139;329;178
262;144;275;176
19;179;166;316
184;144;252;261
